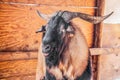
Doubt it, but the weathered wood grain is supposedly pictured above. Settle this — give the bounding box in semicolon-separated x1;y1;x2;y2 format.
0;52;38;61
0;4;95;51
0;0;96;7
0;4;42;51
101;24;120;48
0;59;37;79
90;48;120;80
98;51;120;80
90;48;120;55
0;75;35;80
98;24;120;80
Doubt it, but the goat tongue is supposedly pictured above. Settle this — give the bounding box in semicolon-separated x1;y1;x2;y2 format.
43;53;49;57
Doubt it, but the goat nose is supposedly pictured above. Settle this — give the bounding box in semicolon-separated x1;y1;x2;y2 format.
42;44;51;53
45;45;51;50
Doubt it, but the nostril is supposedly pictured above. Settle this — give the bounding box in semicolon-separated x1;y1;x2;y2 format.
45;45;51;50
42;44;51;53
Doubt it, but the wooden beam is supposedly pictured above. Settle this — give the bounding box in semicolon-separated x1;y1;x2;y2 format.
0;52;38;62
92;0;105;80
0;0;96;7
90;48;120;55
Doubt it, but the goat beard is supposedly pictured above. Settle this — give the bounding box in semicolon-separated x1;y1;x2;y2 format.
45;47;60;68
45;40;66;68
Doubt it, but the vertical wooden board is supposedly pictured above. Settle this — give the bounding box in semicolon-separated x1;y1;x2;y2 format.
98;24;120;80
0;0;96;6
0;4;95;51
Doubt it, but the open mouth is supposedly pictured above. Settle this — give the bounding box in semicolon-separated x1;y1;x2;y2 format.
42;46;57;57
42;42;59;57
43;53;49;57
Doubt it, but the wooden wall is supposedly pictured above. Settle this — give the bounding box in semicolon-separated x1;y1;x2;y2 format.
0;0;96;80
98;24;120;80
0;2;96;51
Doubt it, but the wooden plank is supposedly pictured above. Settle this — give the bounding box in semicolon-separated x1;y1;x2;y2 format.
0;0;96;7
0;4;95;51
98;24;120;80
0;52;38;61
0;59;37;79
101;24;120;47
0;75;35;80
90;48;120;55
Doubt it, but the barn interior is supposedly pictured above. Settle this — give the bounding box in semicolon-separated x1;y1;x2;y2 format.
0;0;120;80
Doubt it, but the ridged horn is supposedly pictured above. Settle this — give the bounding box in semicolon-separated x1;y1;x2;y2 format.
62;11;113;24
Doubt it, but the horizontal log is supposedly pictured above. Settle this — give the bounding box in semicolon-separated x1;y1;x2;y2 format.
0;52;38;62
0;4;95;51
90;48;120;55
0;0;96;7
2;48;120;62
0;59;37;78
0;75;35;80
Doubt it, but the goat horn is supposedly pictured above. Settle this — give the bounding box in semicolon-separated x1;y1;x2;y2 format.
62;11;113;24
37;10;61;21
37;10;51;20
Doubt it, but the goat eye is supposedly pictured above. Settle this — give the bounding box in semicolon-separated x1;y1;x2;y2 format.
42;25;46;31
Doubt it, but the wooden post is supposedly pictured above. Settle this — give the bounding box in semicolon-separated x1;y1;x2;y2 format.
92;0;104;80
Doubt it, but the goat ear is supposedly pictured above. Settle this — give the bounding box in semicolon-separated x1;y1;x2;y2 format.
36;26;46;33
66;25;74;34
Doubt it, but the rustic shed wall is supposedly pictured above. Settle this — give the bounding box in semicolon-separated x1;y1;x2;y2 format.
0;0;96;80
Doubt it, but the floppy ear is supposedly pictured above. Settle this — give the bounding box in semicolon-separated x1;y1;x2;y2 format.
66;25;74;34
36;26;46;33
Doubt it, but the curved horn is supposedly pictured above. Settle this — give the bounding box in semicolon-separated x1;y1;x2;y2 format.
37;10;51;20
62;11;113;24
37;10;61;21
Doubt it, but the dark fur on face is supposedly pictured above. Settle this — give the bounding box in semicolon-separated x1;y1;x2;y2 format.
41;12;70;80
40;12;70;68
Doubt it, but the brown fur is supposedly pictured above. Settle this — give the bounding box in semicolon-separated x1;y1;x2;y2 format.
36;22;89;80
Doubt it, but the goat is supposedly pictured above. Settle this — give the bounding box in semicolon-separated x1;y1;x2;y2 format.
36;10;113;80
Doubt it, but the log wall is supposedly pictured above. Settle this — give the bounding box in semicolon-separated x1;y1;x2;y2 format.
0;0;96;79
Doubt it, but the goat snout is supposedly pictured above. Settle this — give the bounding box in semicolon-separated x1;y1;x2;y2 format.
42;45;51;53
